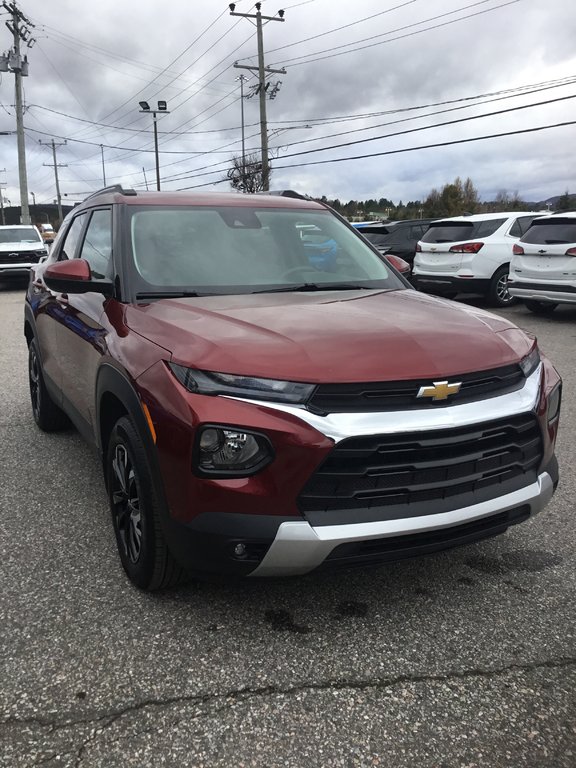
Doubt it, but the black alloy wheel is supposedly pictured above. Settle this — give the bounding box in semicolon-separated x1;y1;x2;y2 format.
28;338;69;431
106;416;185;590
111;443;142;565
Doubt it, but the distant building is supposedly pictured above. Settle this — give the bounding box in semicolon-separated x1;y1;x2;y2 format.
2;203;75;229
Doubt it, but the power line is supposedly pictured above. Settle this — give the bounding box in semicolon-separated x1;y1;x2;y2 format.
269;92;576;160
27;103;258;135
237;0;422;61
176;120;576;188
266;75;576;125
269;0;521;68
133;92;576;187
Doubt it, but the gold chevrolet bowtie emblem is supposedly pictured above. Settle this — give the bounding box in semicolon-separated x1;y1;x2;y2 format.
417;380;462;401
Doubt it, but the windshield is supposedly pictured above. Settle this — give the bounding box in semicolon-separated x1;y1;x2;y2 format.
129;206;404;295
0;227;41;244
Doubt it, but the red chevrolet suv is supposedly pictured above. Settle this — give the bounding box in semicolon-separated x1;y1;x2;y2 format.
24;187;561;590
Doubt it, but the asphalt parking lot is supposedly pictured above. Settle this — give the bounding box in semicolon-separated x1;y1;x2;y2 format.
1;282;575;768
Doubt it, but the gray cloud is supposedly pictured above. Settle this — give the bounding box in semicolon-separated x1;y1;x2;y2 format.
1;0;574;208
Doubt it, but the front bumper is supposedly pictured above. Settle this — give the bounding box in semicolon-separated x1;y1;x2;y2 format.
0;264;34;278
251;466;556;576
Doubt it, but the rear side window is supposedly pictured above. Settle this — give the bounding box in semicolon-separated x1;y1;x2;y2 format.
521;220;576;245
473;218;507;237
421;219;506;243
508;216;537;238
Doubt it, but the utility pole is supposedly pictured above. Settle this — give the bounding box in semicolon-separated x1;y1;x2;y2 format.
0;168;6;225
1;1;35;224
100;144;106;186
236;74;249;186
39;139;67;223
230;3;286;192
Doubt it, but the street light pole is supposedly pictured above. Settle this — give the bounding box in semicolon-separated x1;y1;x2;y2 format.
139;101;169;191
152;113;160;191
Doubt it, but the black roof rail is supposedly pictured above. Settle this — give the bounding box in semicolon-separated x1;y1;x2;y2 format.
83;184;137;203
257;189;310;200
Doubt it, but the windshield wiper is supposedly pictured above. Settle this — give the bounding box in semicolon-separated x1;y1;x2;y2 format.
251;283;377;294
136;291;202;300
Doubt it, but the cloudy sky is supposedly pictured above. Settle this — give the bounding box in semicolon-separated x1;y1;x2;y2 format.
0;0;574;209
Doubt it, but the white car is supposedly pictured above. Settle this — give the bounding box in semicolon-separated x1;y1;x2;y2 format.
413;212;545;307
508;211;576;314
0;225;49;280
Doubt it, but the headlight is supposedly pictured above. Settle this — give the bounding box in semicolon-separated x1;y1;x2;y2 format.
195;425;273;476
169;364;314;404
520;347;540;378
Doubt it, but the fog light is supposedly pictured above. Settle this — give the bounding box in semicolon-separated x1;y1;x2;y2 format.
233;543;247;558
196;425;273;476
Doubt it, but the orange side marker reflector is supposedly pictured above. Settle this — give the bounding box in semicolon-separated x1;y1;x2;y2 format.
141;402;157;443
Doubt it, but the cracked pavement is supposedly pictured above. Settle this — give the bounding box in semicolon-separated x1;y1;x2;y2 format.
1;284;575;767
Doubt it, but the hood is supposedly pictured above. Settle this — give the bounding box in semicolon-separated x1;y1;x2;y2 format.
125;289;533;383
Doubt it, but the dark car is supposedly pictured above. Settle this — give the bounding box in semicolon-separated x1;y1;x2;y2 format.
353;219;436;266
24;186;560;590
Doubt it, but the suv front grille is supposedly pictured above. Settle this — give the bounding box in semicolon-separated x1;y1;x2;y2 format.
299;414;542;522
308;364;524;413
0;250;42;264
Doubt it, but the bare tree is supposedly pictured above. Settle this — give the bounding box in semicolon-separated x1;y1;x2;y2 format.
226;153;267;193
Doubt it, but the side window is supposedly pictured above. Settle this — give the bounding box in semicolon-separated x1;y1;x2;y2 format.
79;209;113;279
59;214;88;260
509;216;536;238
474;218;506;238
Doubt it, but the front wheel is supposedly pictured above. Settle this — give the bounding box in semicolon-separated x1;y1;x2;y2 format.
488;266;517;307
524;299;558;316
106;416;185;590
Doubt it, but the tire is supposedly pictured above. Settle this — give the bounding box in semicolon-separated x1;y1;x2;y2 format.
28;338;69;432
488;266;517;308
524;299;558;316
106;416;185;590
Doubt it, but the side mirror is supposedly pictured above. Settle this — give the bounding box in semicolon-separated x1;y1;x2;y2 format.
44;259;115;297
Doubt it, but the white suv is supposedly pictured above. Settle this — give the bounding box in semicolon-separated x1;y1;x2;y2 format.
508;212;576;315
413;212;544;307
0;225;48;280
